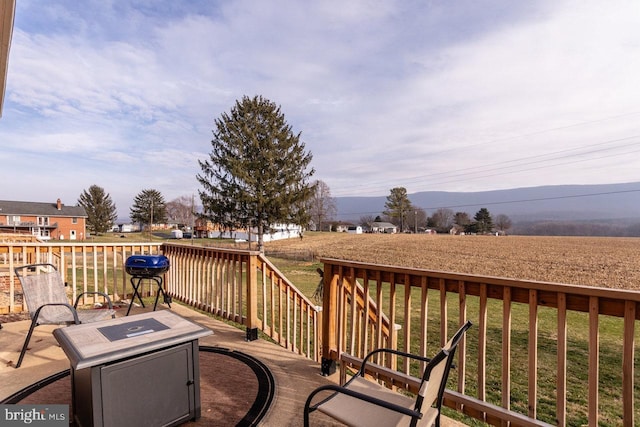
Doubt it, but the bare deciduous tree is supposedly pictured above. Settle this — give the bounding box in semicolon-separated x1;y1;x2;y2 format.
495;214;513;233
308;180;336;231
431;208;455;232
359;215;375;230
166;195;196;228
406;208;428;232
454;212;471;227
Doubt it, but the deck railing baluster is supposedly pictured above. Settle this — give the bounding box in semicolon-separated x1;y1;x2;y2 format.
1;243;639;424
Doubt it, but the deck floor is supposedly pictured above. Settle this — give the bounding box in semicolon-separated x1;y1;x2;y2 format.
0;303;466;426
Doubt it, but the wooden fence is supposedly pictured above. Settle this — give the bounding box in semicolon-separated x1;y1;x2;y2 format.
0;242;162;312
319;257;640;426
3;242;639;425
162;243;321;360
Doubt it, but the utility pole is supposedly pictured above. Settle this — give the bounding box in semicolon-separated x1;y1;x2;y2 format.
150;200;154;238
191;194;195;244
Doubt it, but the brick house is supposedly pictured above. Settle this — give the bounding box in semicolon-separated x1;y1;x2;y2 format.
0;198;88;240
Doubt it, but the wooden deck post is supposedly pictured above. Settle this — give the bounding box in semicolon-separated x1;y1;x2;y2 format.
321;265;339;375
245;253;259;341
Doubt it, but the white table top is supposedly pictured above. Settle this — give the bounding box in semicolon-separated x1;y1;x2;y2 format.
53;310;213;369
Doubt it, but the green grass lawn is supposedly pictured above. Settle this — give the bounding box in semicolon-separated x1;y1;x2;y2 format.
267;256;640;427
65;237;639;426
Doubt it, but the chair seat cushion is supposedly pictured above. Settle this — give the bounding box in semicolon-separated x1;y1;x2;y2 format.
317;376;438;427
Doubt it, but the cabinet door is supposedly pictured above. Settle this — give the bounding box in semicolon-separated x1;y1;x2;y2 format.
100;343;195;427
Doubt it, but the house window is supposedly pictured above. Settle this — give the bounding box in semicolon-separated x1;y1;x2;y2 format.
38;217;49;226
72;217;78;224
8;216;20;225
34;229;50;238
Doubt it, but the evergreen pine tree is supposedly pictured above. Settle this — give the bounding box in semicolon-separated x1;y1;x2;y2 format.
77;185;118;234
474;208;494;234
383;187;413;232
197;95;315;251
129;189;167;230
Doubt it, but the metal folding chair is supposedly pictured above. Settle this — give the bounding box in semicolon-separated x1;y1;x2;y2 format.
304;321;472;427
13;263;115;368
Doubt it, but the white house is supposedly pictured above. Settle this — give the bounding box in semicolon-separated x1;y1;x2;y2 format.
371;222;397;233
219;223;303;242
114;223;138;233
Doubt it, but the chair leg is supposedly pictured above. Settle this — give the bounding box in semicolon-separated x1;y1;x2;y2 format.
303;408;311;427
15;318;39;369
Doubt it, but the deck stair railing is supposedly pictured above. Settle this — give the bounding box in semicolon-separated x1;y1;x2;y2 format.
161;243;321;361
319;257;640;427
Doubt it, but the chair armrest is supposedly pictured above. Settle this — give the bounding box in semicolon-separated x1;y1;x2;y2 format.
341;352;422;392
73;291;114;310
305;383;422;419
33;303;80;324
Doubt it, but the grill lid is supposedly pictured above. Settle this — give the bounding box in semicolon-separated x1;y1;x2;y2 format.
125;255;170;277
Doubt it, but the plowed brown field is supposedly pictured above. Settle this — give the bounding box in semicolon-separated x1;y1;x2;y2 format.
264;233;640;290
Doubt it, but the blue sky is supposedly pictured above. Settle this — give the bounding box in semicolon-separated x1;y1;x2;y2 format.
1;0;639;219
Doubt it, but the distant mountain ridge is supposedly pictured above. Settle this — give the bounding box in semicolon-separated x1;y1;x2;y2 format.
335;182;640;223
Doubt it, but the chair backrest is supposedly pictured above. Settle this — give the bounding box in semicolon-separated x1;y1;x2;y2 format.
15;263;72;323
414;321;473;417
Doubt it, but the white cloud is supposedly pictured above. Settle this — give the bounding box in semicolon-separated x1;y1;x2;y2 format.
2;0;640;213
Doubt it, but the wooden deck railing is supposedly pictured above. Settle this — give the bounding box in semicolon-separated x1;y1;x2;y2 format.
0;242;162;312
3;242;639;425
161;243;322;361
319;257;640;426
1;242;321;361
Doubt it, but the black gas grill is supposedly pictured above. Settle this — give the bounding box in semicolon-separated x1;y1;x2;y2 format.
125;255;171;316
125;255;170;277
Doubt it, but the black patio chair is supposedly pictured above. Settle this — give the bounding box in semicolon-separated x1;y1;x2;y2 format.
13;263;115;368
304;320;472;426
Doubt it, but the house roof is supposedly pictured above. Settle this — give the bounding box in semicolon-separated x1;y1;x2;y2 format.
0;0;16;118
0;199;87;218
371;221;396;228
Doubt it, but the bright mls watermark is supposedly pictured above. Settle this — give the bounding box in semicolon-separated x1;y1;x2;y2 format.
0;405;67;426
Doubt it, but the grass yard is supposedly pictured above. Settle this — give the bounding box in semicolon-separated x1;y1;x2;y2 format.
263;232;640;426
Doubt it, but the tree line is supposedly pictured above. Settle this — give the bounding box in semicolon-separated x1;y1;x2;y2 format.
77;185;197;235
339;187;510;234
78;94;610;240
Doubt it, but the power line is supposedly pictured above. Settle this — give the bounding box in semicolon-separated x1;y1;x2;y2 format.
423;111;640;157
421;188;640;211
416;145;640;188
332;134;640;196
328;110;640;197
335;187;640;218
397;136;640;187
